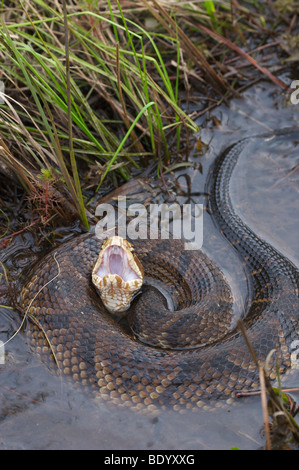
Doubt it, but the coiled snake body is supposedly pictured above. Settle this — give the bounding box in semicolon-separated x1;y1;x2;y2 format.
20;137;299;411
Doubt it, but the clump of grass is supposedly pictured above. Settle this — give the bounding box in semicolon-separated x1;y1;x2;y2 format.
0;0;200;227
0;0;295;228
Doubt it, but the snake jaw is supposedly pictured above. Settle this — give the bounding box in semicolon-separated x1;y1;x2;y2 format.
92;236;144;315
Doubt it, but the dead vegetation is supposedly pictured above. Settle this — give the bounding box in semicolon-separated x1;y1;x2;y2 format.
0;0;297;229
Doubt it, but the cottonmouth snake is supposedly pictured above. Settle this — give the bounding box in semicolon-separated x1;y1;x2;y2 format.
19;134;299;412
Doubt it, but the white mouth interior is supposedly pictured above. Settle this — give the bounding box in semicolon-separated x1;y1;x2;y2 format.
95;245;139;282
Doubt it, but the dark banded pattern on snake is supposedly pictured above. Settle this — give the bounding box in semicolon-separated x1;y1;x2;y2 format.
19;136;299;412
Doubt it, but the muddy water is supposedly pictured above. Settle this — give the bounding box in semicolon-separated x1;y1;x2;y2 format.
0;79;298;449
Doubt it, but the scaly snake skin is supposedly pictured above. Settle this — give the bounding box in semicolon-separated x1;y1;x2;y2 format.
19;135;299;412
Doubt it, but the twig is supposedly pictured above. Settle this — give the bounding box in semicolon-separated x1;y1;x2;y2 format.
259;365;272;450
197;24;288;91
2;252;61;374
237;319;299;448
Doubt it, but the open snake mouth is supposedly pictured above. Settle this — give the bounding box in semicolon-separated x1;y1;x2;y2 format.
94;244;141;282
92;236;144;314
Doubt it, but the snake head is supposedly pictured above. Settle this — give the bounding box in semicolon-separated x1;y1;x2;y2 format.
92;236;144;315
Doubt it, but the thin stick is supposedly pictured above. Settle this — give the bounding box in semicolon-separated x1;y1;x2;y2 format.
259;366;272;450
2;253;60;351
